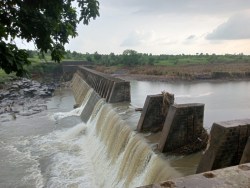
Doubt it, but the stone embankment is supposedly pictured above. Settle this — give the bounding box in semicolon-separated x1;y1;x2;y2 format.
0;78;57;122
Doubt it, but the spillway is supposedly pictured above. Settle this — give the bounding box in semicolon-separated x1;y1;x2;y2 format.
59;72;182;187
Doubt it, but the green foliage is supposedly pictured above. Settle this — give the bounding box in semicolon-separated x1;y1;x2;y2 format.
0;41;30;76
0;0;99;76
25;62;61;76
121;49;143;66
0;69;17;84
20;49;250;70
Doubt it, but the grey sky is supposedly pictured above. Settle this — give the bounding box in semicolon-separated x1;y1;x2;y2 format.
17;0;250;54
206;13;250;40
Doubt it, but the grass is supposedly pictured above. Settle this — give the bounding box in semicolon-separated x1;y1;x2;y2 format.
155;55;250;66
93;62;250;81
0;69;17;84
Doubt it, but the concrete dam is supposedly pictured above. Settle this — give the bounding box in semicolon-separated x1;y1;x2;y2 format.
68;66;250;187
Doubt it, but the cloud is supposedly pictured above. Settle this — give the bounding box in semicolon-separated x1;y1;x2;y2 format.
120;30;153;47
182;35;198;45
186;35;196;40
206;13;250;40
104;0;250;15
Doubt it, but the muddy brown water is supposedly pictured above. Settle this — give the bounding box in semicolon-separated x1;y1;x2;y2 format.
0;81;250;187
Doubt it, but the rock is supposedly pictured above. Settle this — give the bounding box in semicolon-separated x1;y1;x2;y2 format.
135;108;143;111
39;91;52;97
0;77;57;117
23;88;37;97
28;104;47;112
10;84;19;90
31;107;42;112
18;101;25;105
37;104;47;110
9;92;19;99
73;104;80;108
19;110;39;116
1;91;10;97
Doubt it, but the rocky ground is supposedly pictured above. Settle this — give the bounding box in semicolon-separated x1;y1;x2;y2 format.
0;78;59;123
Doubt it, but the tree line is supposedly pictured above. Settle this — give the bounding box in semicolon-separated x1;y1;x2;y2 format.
61;50;250;67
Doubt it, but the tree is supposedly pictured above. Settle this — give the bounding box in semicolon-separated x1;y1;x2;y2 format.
0;0;99;76
121;49;142;66
93;51;101;62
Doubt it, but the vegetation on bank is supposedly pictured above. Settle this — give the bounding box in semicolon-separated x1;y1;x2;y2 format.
61;50;250;67
0;51;62;84
0;69;17;84
61;49;250;80
26;49;250;67
1;49;250;83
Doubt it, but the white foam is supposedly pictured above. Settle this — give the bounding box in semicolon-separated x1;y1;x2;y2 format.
16;123;98;188
3;93;181;188
0;141;45;188
51;89;94;121
58;122;87;140
52;104;85;121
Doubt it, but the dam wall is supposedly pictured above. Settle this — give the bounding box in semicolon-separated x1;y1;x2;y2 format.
158;103;207;154
197;119;250;173
140;163;250;188
70;68;250;187
76;66;130;103
241;136;250;164
69;71;181;187
71;67;131;123
137;94;166;132
137;92;174;133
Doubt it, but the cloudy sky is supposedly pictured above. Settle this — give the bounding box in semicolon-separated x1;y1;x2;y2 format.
20;0;250;55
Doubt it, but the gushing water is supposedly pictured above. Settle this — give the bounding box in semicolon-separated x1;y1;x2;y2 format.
1;82;181;187
83;103;181;187
40;90;181;187
52;89;93;121
48;82;183;187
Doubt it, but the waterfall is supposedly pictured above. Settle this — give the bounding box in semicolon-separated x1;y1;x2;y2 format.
49;75;182;187
71;73;91;105
52;89;93;121
80;99;181;187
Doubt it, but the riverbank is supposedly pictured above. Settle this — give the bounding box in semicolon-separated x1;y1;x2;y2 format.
93;63;250;82
0;78;62;123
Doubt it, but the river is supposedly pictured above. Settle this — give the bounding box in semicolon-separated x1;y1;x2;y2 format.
0;80;250;187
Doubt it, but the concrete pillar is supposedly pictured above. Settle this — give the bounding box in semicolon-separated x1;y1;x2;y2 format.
158;103;206;154
80;91;101;122
137;92;174;132
108;81;131;103
197;119;250;173
137;94;165;132
240;137;250;164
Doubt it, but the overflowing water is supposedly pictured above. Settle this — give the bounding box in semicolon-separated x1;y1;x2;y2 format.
1;79;250;187
0;86;180;188
52;89;93;121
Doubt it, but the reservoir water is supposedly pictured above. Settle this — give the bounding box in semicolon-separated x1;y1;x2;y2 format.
0;80;250;187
